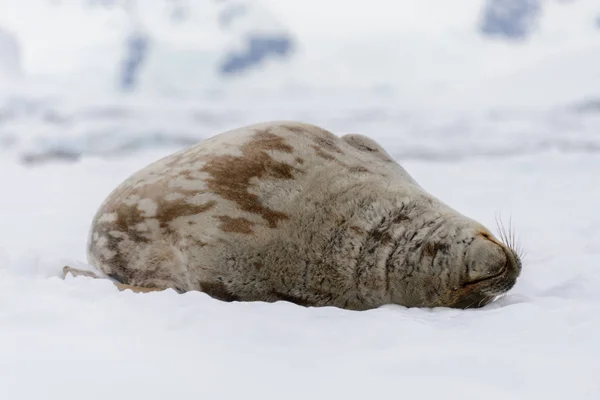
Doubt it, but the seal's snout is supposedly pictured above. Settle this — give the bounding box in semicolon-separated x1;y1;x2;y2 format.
450;232;521;309
465;235;508;284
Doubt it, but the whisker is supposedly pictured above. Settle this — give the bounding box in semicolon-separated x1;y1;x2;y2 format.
465;295;485;310
465;299;478;309
494;211;509;247
494;211;525;263
510;217;516;251
477;296;488;308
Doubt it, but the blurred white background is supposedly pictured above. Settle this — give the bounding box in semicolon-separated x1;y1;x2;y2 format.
1;0;600;108
1;0;599;162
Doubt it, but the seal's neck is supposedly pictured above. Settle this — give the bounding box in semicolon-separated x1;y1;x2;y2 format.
334;188;471;309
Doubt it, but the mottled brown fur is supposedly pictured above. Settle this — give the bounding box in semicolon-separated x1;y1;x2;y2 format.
200;281;240;302
311;145;337;161
350;226;365;235
348;166;370;173
284;124;344;154
217;216;255;235
158;200;217;231
199;131;295;228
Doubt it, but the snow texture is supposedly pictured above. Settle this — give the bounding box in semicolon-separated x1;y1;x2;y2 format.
1;146;599;399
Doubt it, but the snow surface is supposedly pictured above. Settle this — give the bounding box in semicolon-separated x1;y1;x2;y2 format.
1;144;599;399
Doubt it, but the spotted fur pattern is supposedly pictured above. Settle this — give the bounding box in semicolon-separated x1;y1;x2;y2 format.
87;121;521;310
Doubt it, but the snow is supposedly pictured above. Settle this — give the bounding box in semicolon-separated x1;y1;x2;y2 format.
1;146;599;399
0;26;21;82
1;92;600;163
0;0;297;93
2;0;600;101
1;1;600;398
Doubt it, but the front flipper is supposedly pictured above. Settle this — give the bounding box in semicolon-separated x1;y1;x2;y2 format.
113;283;165;293
62;266;164;294
62;265;101;279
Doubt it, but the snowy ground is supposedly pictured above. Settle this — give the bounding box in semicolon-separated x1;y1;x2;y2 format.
1;125;599;399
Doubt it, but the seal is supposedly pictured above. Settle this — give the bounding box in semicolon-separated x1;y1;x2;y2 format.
65;120;522;310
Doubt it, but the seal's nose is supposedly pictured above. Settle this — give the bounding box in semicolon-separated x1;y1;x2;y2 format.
465;235;508;283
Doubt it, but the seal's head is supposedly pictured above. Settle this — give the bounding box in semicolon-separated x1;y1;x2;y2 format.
387;211;523;309
446;228;522;309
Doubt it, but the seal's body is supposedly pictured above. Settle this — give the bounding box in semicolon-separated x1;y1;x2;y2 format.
85;121;521;310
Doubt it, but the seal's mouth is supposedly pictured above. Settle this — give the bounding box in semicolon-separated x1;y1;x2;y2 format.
452;270;507;309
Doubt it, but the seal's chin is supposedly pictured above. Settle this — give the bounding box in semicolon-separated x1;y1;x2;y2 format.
452;266;510;309
450;291;496;309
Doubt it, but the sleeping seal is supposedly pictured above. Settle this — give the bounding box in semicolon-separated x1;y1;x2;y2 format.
66;121;522;310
